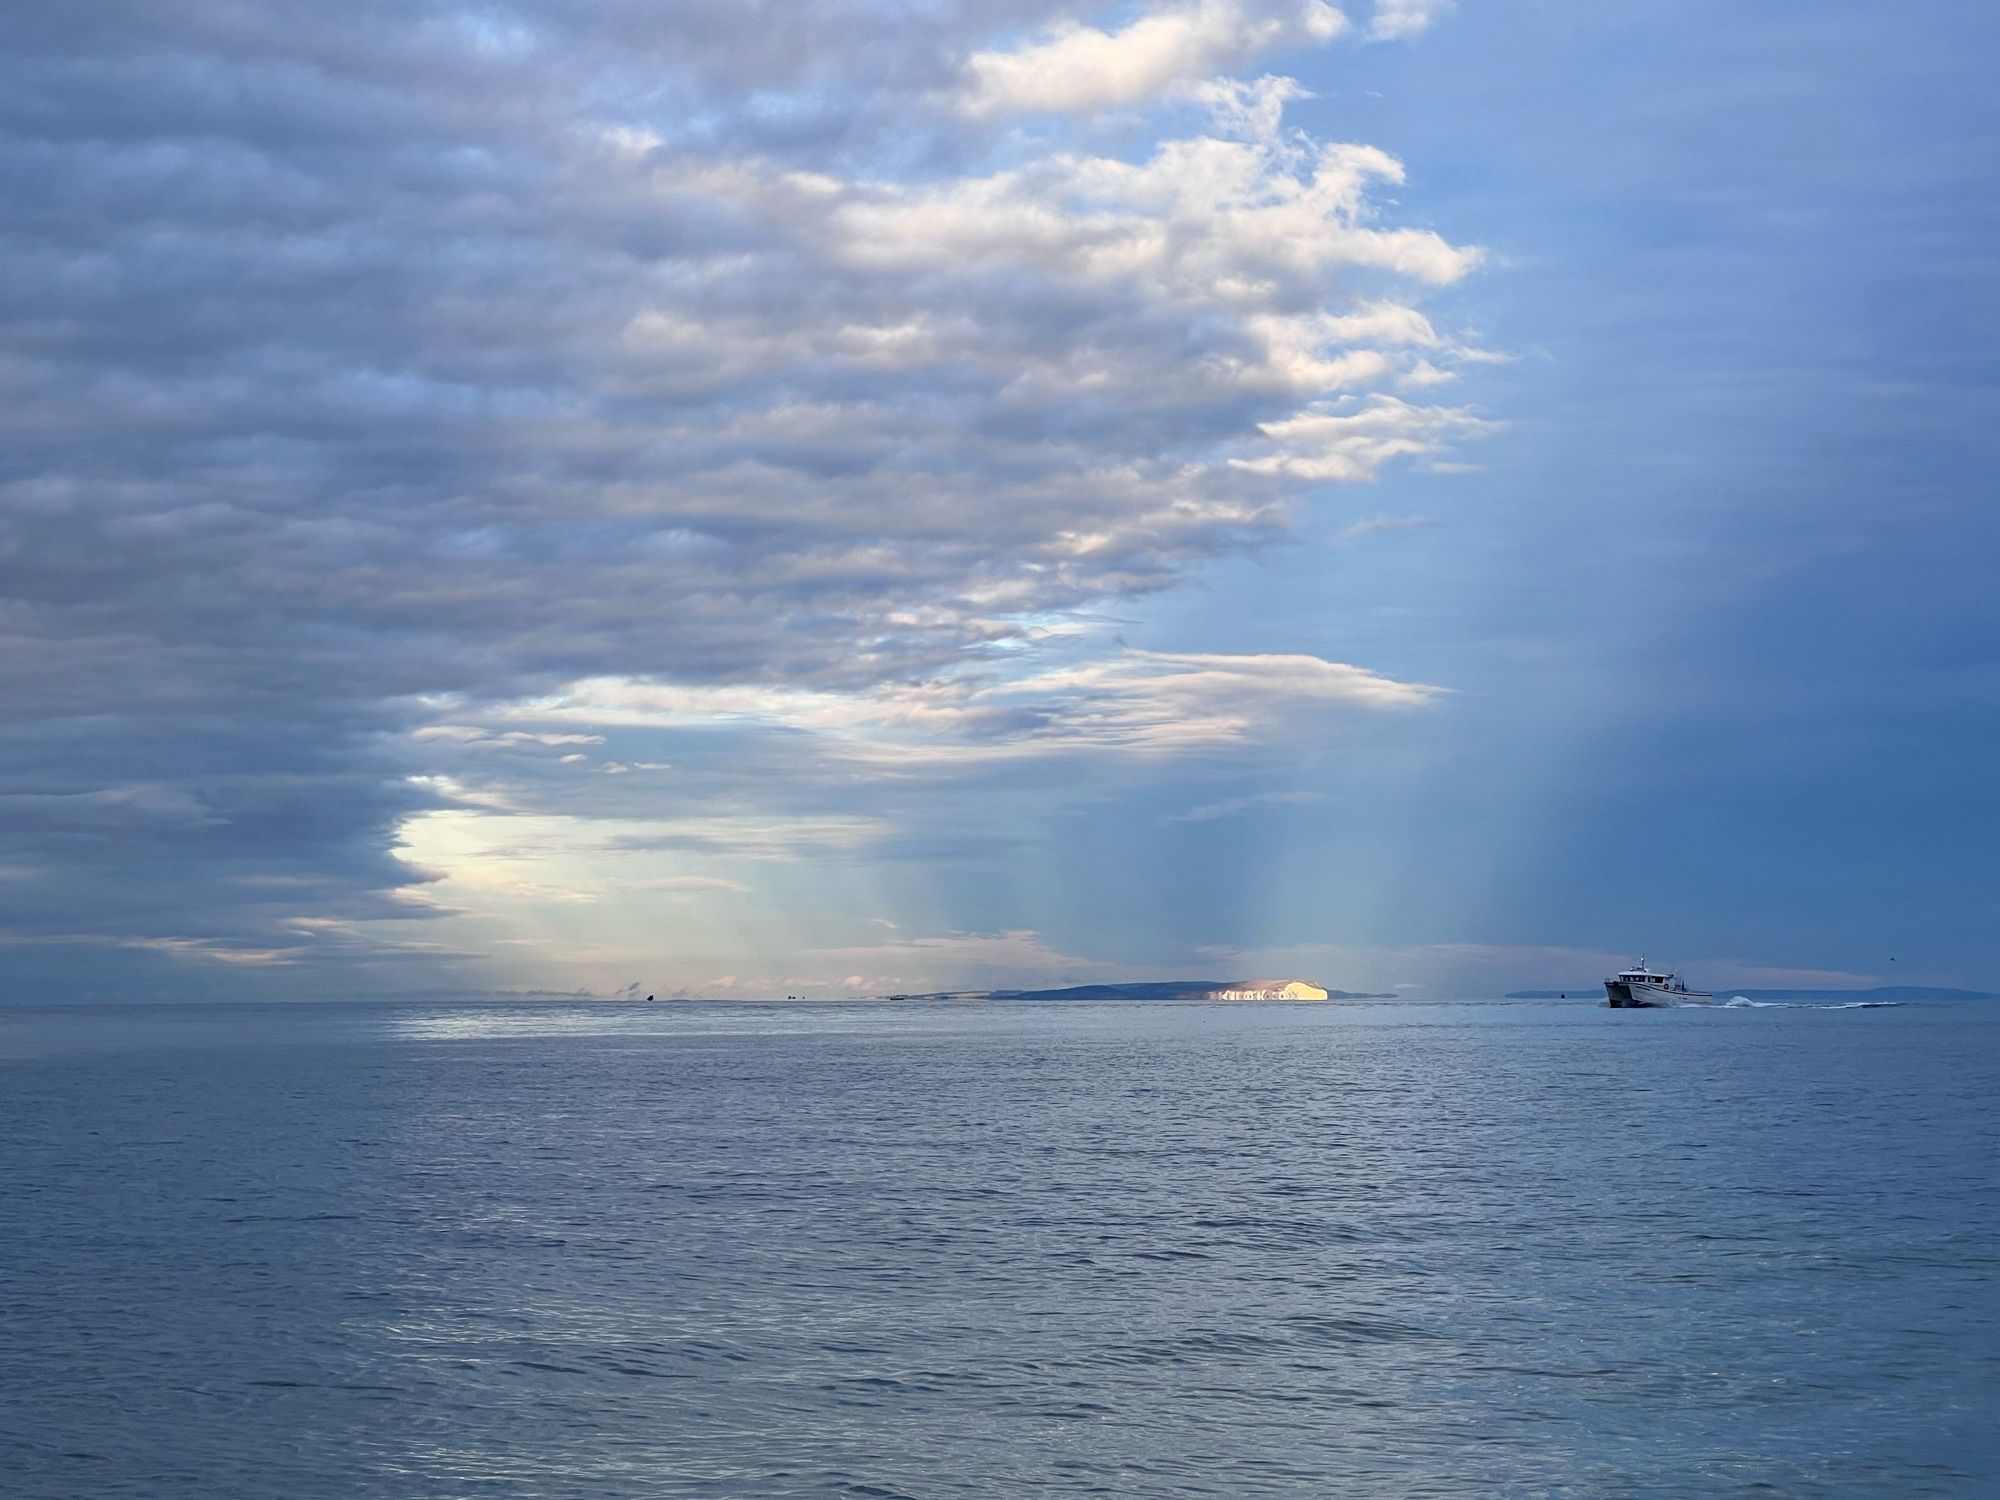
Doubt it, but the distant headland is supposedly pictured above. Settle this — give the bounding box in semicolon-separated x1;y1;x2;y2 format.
881;979;1396;1002
1505;986;1995;1002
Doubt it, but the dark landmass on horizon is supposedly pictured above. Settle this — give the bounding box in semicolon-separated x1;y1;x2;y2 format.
1505;986;1996;1002
883;981;1397;1001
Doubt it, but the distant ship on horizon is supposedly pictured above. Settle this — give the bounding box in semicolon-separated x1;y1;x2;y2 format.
1604;958;1713;1008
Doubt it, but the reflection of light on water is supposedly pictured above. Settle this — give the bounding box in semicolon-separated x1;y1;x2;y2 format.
1721;997;1904;1012
381;998;1533;1048
390;1008;650;1041
385;1002;968;1043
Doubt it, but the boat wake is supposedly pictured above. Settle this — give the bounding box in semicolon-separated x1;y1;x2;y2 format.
1722;997;1903;1010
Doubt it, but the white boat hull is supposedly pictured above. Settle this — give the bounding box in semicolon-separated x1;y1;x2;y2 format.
1607;980;1713;1008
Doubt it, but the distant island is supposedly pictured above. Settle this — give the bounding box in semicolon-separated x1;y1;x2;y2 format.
1505;986;1996;1002
883;979;1396;1001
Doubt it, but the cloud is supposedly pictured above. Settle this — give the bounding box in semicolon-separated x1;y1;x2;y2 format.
1235;395;1498;481
495;647;1442;766
411;728;605;750
821;131;1481;295
605;816;892;861
1367;0;1452;42
0;932;303;967
630;875;750;895
0;0;1485;996
1330;513;1438;545
801;928;1139;991
958;2;1345;118
1161;789;1327;823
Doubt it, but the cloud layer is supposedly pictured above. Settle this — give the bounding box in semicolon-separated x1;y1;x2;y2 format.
0;2;1485;993
958;1;1346;118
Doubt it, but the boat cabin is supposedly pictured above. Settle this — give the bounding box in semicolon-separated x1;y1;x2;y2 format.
1612;961;1688;993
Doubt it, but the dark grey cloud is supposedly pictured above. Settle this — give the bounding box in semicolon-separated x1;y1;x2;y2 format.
0;2;1484;995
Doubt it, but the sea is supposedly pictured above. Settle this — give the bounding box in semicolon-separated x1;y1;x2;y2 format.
2;998;1995;1498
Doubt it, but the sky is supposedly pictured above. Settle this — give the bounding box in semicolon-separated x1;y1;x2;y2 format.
3;1;1996;1001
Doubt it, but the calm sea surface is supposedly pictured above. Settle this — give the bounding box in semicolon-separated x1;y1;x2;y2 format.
2;999;1995;1498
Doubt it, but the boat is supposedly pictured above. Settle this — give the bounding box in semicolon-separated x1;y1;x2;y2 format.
1604;958;1713;1008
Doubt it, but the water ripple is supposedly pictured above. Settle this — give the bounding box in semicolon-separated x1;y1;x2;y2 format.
1;998;1994;1496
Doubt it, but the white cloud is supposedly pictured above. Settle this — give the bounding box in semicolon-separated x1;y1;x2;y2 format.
820;134;1478;293
1008;648;1443;747
958;1;1345;119
0;784;221;828
1235;394;1497;481
0;931;303;967
495;647;1441;768
1397;359;1458;388
398;807;889;872
1368;0;1452;42
412;726;605;749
